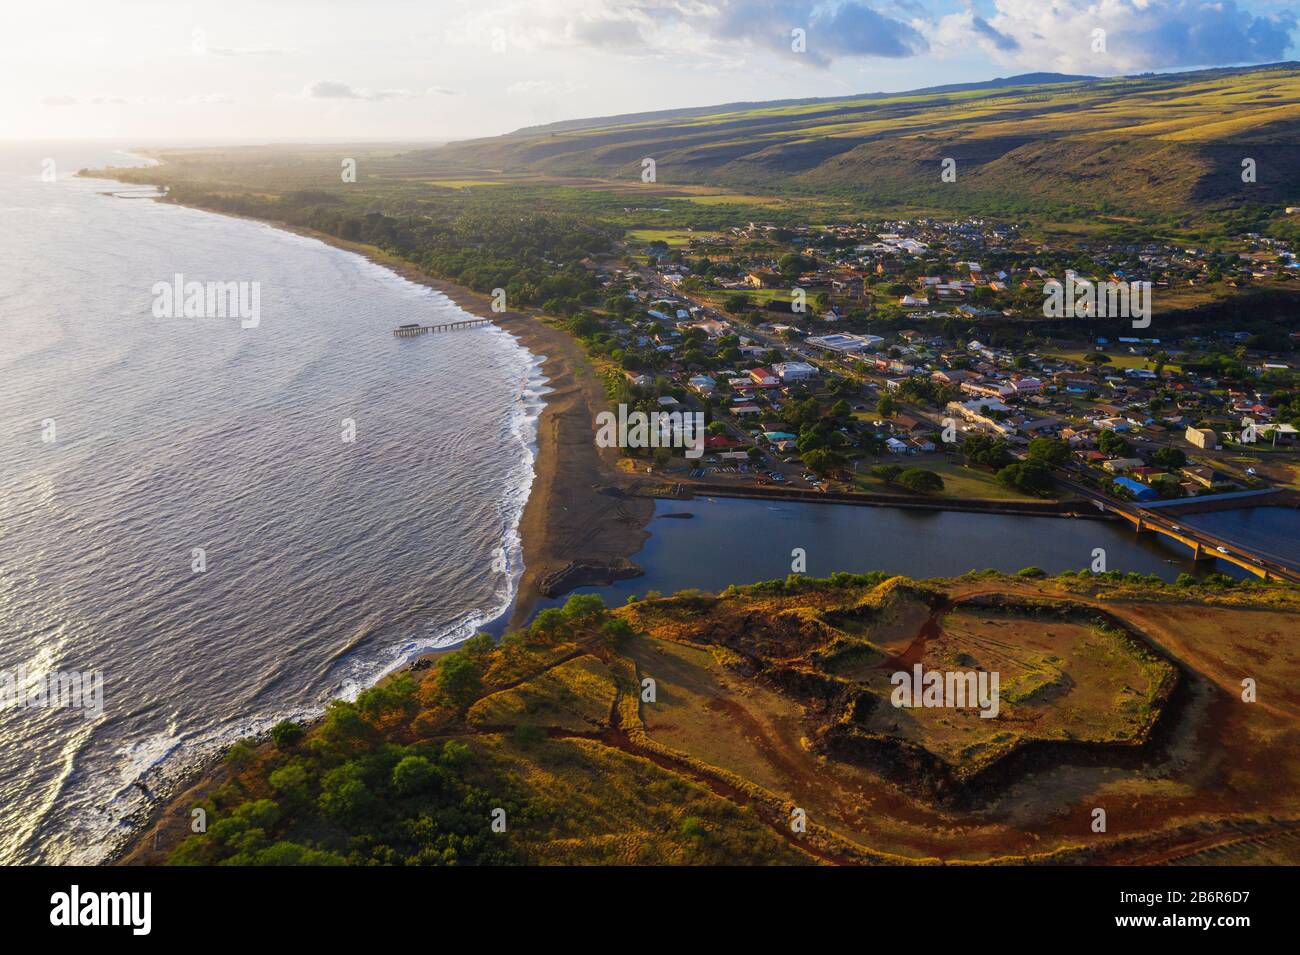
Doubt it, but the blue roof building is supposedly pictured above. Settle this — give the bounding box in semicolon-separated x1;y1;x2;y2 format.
1113;476;1158;502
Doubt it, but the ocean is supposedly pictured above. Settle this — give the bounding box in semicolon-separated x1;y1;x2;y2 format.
0;144;545;863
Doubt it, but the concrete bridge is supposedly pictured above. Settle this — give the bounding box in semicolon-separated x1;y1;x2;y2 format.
1138;487;1300;517
1054;471;1300;583
1106;492;1299;582
393;318;492;337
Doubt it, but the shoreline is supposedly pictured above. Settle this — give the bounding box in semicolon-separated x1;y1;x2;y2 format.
90;174;652;864
94;171;1092;865
293;233;656;632
133;194;657;632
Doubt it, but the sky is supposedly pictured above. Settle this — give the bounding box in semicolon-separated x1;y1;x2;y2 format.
3;0;1297;143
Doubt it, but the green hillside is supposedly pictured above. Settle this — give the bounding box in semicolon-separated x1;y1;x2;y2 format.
427;63;1300;221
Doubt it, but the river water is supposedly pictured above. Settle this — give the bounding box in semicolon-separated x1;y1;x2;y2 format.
536;495;1250;611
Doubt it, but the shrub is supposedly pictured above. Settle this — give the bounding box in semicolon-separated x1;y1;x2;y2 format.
439;740;471;767
562;593;607;624
357;672;417;721
392;755;441;795
997;460;1053;496
601;617;635;649
896;468;944;494
436;653;483;711
509;724;545;747
318;763;376;824
270;720;304;750
225;740;255;767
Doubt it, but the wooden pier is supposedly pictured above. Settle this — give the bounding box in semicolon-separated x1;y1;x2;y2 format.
393;318;492;337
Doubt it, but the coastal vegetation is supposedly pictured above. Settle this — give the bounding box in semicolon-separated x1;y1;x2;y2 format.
139;571;1300;866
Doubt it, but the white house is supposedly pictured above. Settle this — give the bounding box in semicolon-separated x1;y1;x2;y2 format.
805;333;883;354
772;361;816;382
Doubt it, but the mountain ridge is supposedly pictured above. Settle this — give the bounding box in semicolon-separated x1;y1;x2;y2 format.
426;61;1300;221
507;71;1100;137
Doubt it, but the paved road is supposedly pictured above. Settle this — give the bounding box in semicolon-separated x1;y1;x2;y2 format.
1054;468;1300;582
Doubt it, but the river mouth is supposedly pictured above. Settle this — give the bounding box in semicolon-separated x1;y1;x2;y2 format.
528;495;1247;619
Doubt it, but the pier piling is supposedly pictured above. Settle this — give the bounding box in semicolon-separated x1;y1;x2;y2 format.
393;318;492;337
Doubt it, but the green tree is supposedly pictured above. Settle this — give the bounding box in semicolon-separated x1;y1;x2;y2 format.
870;463;902;484
961;434;1013;469
1027;437;1070;466
997;460;1054;496
318;763;376;824
1097;429;1132;457
896;468;944;494
392;755;442;796
724;293;749;314
777;253;808;279
802;447;844;477
270;720;304;750
436;653;483;711
1152;446;1186;469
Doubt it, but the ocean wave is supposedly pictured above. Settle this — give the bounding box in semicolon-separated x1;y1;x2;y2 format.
0;160;555;864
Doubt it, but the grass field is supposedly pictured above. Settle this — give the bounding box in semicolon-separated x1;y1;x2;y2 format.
613;576;1300;862
853;454;1040;501
469;734;814;865
147;573;1300;866
1045;350;1182;373
468;654;617;734
423;178;505;188
627;228;722;246
854;605;1174;776
680;193;785;207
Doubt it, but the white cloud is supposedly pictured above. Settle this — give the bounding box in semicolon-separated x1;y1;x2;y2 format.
301;81;421;101
507;79;581;96
465;0;1293;73
460;0;927;67
934;0;1296;74
190;28;292;57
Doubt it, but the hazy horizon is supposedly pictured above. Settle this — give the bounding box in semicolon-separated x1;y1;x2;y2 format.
4;0;1297;142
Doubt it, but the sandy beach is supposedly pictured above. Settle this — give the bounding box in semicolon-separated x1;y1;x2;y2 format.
126;194;656;630
106;204;656;864
268;229;655;631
